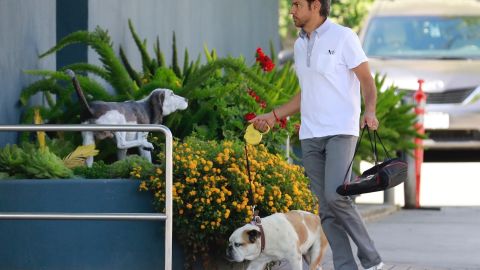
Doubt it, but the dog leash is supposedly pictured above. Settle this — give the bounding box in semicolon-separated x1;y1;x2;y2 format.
243;123;270;252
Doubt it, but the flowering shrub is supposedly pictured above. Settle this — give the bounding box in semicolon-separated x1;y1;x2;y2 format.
256;47;275;72
135;136;317;267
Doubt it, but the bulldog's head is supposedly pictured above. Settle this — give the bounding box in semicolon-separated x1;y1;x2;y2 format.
225;224;262;262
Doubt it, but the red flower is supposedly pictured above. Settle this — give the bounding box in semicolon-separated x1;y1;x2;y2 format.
260;101;267;109
256;48;265;58
256;47;275;72
278;118;287;129
244;112;257;122
246;88;268;109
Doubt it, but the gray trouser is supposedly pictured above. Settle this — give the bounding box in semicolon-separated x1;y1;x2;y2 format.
301;135;382;270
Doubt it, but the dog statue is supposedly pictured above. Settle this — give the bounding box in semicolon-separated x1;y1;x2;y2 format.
226;210;328;270
66;69;188;167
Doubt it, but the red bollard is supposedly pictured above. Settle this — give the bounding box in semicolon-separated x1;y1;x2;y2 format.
413;79;427;208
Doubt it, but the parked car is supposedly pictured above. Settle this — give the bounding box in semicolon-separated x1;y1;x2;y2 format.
359;0;480;149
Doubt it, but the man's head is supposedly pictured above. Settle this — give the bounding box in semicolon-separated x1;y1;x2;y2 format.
290;0;330;28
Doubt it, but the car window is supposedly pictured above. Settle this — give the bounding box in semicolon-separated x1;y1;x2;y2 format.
363;16;480;59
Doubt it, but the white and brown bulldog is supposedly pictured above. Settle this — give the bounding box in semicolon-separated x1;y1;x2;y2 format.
226;210;328;270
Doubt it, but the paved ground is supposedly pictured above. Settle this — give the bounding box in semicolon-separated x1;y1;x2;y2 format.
319;206;480;270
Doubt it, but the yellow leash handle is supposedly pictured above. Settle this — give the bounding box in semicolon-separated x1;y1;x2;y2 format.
244;123;270;145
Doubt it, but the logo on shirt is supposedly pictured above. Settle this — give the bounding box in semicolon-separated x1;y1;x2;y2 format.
328;49;335;55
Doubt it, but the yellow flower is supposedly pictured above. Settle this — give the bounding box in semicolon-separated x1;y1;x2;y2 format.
186;203;192;209
189;161;197;170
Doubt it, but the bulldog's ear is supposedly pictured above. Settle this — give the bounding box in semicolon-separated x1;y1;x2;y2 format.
247;229;261;243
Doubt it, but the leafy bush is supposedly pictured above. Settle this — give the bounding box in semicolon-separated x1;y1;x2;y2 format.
73;155;157;179
0;139;154;180
135;136;317;267
21;19;301;158
0;143;72;179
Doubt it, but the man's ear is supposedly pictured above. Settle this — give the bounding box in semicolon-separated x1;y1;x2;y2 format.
247;229;261;243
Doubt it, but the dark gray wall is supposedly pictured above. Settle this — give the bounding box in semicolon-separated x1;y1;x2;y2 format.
0;0;279;146
88;0;280;74
0;0;56;145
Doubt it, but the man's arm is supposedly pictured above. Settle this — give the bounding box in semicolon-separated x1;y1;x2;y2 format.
353;61;379;130
250;92;301;131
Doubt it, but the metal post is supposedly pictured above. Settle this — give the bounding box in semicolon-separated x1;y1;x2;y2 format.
404;81;426;209
0;124;173;270
383;187;395;205
404;153;417;208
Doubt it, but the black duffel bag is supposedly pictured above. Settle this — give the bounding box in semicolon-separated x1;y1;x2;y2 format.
336;128;408;196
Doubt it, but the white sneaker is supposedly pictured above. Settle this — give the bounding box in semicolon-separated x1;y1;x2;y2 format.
365;262;384;270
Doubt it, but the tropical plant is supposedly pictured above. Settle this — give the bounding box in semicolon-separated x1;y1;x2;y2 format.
163;49;300;155
20;20;298;156
73;155;157;179
0;143;73;179
354;74;420;170
135;136;317;268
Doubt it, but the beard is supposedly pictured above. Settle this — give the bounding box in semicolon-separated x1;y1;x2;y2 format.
293;16;306;28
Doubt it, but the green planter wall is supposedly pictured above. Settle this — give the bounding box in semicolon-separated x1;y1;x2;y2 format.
0;179;184;270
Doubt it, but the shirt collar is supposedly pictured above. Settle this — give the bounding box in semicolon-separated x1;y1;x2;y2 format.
299;18;331;39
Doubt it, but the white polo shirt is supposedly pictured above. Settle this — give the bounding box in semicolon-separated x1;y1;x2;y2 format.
294;19;368;140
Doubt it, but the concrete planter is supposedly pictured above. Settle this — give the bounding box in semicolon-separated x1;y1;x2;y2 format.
0;179;184;270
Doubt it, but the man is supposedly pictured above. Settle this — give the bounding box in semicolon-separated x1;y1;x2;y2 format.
251;0;384;269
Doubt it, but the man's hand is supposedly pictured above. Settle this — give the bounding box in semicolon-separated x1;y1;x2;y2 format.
361;111;379;130
249;112;276;132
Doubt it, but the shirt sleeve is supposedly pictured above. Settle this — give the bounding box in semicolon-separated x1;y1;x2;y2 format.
342;29;368;69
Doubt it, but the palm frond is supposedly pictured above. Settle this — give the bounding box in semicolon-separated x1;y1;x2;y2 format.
39;28;134;98
63;144;99;169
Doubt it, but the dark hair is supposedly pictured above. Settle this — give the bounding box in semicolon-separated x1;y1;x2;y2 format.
307;0;330;17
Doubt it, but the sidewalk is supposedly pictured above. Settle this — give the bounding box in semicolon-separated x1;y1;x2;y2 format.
317;203;401;270
357;203;399;222
321;206;480;270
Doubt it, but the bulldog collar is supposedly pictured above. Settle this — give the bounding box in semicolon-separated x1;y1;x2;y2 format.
251;216;266;253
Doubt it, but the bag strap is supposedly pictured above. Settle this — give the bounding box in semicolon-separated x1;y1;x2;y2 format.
342;127;392;186
342;127;367;186
374;130;391;159
366;128;378;166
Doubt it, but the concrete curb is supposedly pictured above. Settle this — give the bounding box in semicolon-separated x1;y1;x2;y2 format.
357;203;400;222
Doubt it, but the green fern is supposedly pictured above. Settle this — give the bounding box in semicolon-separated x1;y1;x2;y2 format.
39;26;134;98
171;32;182;78
128;19;156;77
119;45;143;87
154;36;166;68
58;63;110;81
